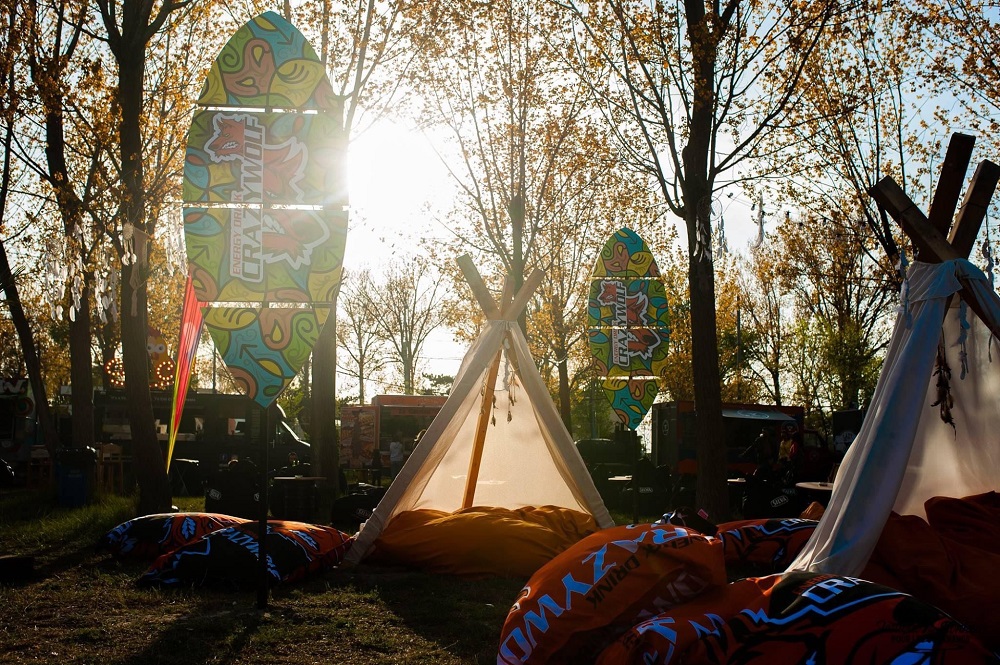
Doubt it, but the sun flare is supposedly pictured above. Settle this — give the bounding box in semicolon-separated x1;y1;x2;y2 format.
345;121;451;270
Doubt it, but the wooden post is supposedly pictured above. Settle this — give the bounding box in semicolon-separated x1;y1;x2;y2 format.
868;133;1000;341
463;351;503;509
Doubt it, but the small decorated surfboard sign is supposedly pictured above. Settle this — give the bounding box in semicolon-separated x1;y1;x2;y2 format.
182;12;347;408
587;228;669;430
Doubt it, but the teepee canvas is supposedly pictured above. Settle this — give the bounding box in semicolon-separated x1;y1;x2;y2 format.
345;258;614;569
790;133;1000;575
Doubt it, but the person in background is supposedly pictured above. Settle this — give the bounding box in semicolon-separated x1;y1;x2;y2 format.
389;432;405;480
369;446;383;487
778;431;796;464
777;424;800;481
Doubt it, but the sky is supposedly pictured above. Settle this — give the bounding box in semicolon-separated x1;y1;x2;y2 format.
344;119;764;398
344;121;467;388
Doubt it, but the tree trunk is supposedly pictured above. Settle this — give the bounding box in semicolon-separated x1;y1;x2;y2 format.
683;3;729;522
121;260;170;512
557;350;572;433
117;45;170;515
403;353;414;395
69;280;95;450
41;57;95;453
688;241;729;521
0;245;59;453
0;107;58;453
312;311;340;494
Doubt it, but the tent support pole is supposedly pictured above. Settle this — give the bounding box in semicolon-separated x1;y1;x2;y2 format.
463;348;503;509
871;173;1000;340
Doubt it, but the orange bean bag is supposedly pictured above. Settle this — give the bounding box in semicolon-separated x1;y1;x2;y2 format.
369;505;598;578
599;573;998;664
714;517;818;576
139;520;352;588
862;507;1000;650
497;523;726;664
98;512;250;559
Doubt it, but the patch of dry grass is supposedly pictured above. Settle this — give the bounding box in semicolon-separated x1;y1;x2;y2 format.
0;488;523;664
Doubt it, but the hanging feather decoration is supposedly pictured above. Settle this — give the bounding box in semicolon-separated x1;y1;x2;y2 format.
930;339;955;429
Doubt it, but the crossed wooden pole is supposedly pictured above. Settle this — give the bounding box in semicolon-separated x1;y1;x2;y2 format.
455;254;544;509
869;132;1000;339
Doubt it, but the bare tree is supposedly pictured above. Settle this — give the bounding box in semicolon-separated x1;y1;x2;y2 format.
562;0;842;518
336;268;387;405
96;0;191;513
738;242;793;405
409;0;646;427
289;0;429;483
775;210;895;412
367;260;448;395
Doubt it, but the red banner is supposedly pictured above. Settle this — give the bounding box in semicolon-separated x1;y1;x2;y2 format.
167;273;204;472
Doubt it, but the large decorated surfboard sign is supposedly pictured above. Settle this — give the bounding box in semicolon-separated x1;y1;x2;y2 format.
587;228;669;430
182;12;347;408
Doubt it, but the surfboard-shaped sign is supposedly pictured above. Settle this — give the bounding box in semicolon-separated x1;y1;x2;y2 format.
182;12;347;408
587;228;669;430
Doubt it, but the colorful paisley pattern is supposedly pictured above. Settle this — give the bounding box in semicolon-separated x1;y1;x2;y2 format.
587;228;670;430
184;207;346;304
196;13;338;110
183;12;345;408
204;306;328;408
183;110;344;206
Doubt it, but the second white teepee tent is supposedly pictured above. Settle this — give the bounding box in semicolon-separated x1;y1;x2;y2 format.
345;258;614;566
789;133;1000;575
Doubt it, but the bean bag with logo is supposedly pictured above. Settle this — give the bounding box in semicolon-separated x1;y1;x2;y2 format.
595;576;776;665
98;512;250;559
687;572;998;664
138;520;353;588
862;507;1000;651
599;572;998;664
714;517;818;577
497;523;726;665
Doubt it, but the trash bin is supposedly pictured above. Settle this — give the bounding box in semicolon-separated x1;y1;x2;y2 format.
204;466;260;519
270;476;321;522
55;448;97;508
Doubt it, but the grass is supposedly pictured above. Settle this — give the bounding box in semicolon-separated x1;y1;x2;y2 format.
0;487;531;664
0;482;665;665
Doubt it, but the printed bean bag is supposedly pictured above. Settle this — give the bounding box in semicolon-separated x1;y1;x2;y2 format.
369;505;598;578
598;572;998;664
98;512;250;559
595;577;777;665
862;507;1000;650
497;523;726;664
924;490;1000;550
138;520;353;588
714;517;817;576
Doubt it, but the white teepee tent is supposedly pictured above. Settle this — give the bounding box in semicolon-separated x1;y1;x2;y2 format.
345;258;614;565
789;133;1000;575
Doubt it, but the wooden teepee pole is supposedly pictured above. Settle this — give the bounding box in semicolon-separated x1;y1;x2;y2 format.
462;277;513;508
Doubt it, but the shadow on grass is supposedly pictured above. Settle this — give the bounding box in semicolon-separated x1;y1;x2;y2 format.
330;565;524;661
1;488;137;582
117;594;264;665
